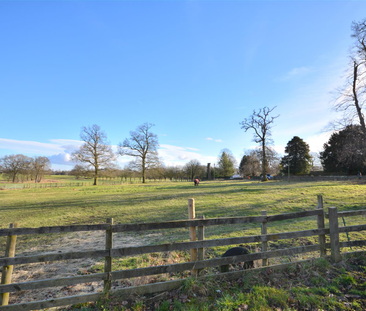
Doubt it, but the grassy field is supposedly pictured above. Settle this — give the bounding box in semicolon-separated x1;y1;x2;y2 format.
0;174;144;189
1;178;366;309
1;178;366;251
72;254;366;311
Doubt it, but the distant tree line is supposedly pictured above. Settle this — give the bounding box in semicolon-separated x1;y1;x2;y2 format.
0;155;51;183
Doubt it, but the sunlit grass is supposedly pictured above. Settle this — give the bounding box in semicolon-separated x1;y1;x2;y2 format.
1;179;366;253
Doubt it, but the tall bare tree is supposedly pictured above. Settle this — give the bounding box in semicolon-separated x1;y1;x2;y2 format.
118;123;159;183
31;156;51;183
240;107;279;181
352;19;366;61
334;58;366;134
332;19;366;133
72;124;116;186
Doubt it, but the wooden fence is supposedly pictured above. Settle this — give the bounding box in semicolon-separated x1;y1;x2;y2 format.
1;196;366;310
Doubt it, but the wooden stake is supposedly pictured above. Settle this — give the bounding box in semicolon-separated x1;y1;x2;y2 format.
261;211;268;266
104;218;113;292
188;199;197;276
197;215;205;275
1;223;18;306
328;207;341;263
317;195;326;257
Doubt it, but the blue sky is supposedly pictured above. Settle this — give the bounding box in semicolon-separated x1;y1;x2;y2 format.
1;1;365;169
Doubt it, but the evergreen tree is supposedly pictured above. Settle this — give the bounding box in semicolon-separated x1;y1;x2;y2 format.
320;125;366;174
281;136;311;175
217;149;236;177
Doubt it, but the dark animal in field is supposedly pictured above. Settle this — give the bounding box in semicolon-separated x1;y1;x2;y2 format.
220;247;254;273
194;178;199;186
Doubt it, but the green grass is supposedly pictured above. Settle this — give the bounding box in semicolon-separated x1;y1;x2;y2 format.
2;179;366;310
69;255;366;311
1;179;366;253
2;179;366;227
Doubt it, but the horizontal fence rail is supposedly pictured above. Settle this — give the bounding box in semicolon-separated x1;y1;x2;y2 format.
0;209;323;237
325;209;366;219
0;244;323;295
1;197;365;311
0;227;329;267
339;224;366;233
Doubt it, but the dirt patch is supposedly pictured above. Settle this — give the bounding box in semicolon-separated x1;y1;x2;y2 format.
8;231;154;305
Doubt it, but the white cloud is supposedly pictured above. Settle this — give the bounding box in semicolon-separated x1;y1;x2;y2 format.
280;66;313;81
288;66;312;76
206;137;223;143
0;138;82;167
49;139;83;153
48;153;73;166
272;144;286;155
0;138;65;155
0;138;219;169
305;132;332;153
159;144;216;166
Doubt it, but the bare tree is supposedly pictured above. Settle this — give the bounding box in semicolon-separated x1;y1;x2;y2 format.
332;19;366;134
262;146;281;175
118;123;159;183
163;165;185;181
352;19;366;61
240;107;279;181
333;58;366;133
70;164;90;180
0;154;31;183
239;150;261;177
309;152;322;171
72;124;116;186
184;159;204;180
30;156;51;183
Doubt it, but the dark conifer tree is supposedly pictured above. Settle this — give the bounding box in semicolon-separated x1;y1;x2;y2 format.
281;136;311;175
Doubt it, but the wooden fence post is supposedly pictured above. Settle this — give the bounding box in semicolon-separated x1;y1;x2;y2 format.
261;211;268;266
104;218;113;293
197;215;205;275
1;223;18;306
188;198;197;276
328;207;341;263
317;195;326;257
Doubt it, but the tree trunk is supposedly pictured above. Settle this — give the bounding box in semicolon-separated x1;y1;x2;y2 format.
142;157;146;183
94;167;98;186
353;61;366;135
262;141;267;181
